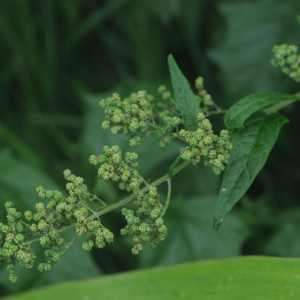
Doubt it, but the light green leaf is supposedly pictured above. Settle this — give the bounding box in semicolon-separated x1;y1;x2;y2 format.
4;257;300;300
214;113;289;230
224;92;296;129
168;154;181;179
168;54;200;131
138;195;249;268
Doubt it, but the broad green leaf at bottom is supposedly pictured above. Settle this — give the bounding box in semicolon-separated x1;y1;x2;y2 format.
214;113;289;230
4;256;300;300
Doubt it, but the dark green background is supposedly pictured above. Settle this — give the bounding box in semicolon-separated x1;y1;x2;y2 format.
1;0;300;297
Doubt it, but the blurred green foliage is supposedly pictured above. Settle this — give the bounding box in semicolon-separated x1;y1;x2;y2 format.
1;0;300;297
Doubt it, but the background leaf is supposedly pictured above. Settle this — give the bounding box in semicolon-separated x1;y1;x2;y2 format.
209;0;300;102
224;92;296;129
264;209;300;257
138;195;250;268
4;257;300;300
214;113;289;230
168;54;200;131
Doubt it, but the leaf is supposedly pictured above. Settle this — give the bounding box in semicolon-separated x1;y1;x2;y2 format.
298;15;300;26
168;154;181;179
4;256;300;300
138;195;249;268
224;92;296;129
213;113;289;230
168;54;200;131
208;0;300;102
0;149;102;294
264;209;300;257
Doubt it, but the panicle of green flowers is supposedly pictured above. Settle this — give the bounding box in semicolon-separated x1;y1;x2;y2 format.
155;85;183;148
90;145;167;254
90;145;141;193
195;77;214;113
0;170;113;283
179;112;232;175
157;115;181;149
100;88;184;149
156;85;178;119
0;202;35;283
271;44;300;82
99;91;154;147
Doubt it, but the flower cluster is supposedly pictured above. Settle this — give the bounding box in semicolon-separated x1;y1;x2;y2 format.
195;77;214;113
0;170;113;283
100;92;154;147
157;116;181;148
121;189;167;255
90;145;141;193
156;85;178;120
179;112;232;175
271;44;300;82
90;146;167;254
0;202;35;283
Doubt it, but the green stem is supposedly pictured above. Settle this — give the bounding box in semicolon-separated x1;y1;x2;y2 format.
161;178;171;217
265;92;300;114
21;223;75;247
146;122;162;130
92;160;191;218
137;174;151;188
205;109;228;117
21;160;191;247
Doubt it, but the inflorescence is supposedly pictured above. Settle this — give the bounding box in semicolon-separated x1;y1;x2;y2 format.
271;44;300;82
1;75;232;283
90;145;167;254
179;112;232;175
0;170;113;283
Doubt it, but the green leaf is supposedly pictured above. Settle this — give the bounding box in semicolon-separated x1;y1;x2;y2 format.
214;113;289;230
264;209;300;257
297;15;300;26
4;256;300;300
168;54;200;131
168;154;181;179
224;92;296;129
138;195;249;268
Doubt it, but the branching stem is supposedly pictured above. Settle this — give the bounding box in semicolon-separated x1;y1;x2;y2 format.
161;178;171;217
21;160;191;247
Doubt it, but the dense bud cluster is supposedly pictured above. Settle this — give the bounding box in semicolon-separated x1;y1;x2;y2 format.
99;92;154;147
1;72;234;284
195;77;214;113
100;88;184;149
0;170;113;283
179;112;232;175
90;145;141;193
90;146;167;254
121;187;167;255
157;116;181;148
156;85;178;119
271;44;300;82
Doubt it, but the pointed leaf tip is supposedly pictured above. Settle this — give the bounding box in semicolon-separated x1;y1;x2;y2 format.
214;113;289;229
168;54;200;131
